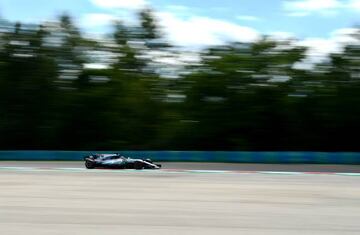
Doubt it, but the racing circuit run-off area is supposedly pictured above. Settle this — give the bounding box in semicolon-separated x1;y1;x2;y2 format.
0;164;360;235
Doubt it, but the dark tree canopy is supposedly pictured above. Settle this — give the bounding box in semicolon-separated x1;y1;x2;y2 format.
0;11;359;151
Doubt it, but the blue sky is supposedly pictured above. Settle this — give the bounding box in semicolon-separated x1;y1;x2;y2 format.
0;0;359;49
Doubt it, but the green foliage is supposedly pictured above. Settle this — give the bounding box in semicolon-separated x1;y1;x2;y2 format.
0;12;359;151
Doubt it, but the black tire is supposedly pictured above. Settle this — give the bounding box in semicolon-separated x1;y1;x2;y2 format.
134;161;144;170
85;160;96;169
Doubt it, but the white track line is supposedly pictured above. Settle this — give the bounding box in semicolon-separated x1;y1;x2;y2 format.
0;167;360;176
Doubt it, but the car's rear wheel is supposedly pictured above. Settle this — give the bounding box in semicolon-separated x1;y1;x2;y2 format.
85;160;96;169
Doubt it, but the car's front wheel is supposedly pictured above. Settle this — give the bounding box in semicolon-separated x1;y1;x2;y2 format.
134;161;144;170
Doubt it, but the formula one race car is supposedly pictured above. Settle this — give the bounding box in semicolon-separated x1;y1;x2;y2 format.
84;153;162;170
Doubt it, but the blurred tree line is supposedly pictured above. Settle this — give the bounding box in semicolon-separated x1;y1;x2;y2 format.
0;10;359;151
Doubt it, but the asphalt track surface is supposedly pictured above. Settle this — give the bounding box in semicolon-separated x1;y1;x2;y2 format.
1;161;360;172
0;162;359;235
